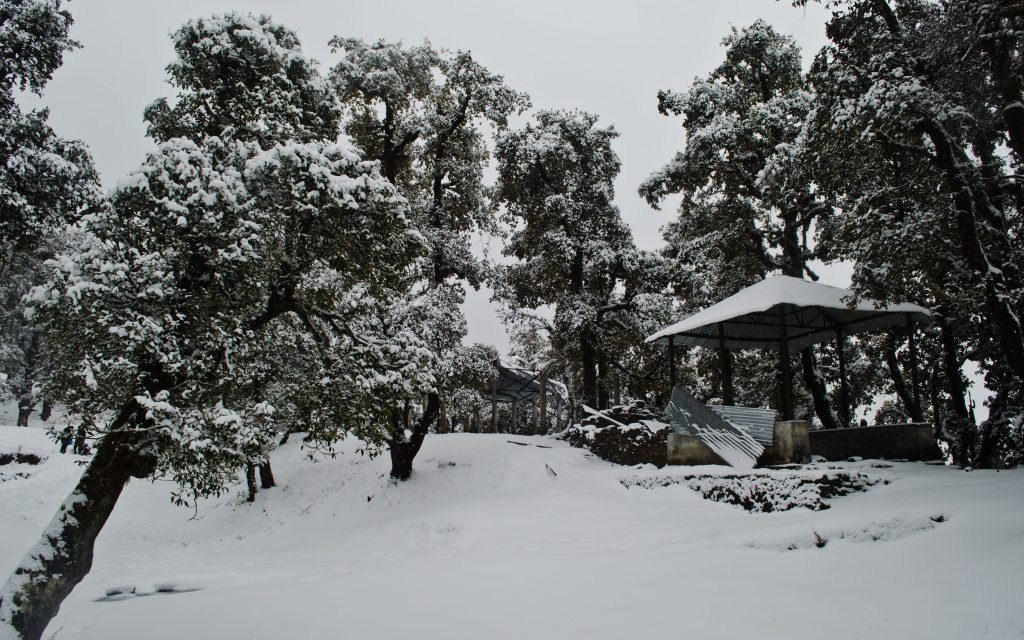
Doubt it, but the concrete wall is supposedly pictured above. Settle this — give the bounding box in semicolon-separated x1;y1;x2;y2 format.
809;423;943;462
758;420;810;466
667;421;811;467
666;434;727;465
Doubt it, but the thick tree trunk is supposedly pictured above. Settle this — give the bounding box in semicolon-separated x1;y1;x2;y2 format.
581;335;598;409
922;120;1024;380
937;316;974;466
438;396;448;434
782;211;840;428
802;349;841;430
884;333;924;422
15;402;31;428
980;6;1024;164
245;464;258;502
39;400;52;423
389;393;441;480
597;356;610;410
14;333;40;428
258;461;275;489
0;416;152;640
938;320;971;423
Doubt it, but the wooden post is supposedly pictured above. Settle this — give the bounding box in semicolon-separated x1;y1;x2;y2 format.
836;330;850;427
555;394;563;431
668;335;677;389
490;375;498;433
779;305;794;421
718;323;734;405
530;396;538;433
511;400;519;435
538;370;548;434
907;314;921;419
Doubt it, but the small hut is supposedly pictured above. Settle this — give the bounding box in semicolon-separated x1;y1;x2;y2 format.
482;360;568;434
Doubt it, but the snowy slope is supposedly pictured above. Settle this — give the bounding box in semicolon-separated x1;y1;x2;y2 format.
2;425;1022;639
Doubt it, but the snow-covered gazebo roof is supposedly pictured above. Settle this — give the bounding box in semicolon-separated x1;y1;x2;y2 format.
645;275;931;351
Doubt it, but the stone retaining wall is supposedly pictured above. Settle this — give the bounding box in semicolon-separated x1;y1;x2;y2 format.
809;423;943;461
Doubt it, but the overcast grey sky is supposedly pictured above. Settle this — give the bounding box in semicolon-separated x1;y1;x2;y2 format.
30;0;836;353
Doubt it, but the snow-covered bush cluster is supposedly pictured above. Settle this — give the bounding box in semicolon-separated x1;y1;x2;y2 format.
621;471;881;513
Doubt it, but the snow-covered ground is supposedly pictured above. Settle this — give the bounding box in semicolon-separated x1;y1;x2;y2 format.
2;425;1022;639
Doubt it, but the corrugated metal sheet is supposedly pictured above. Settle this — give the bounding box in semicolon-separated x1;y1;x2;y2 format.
707;405;777;447
666;388;764;469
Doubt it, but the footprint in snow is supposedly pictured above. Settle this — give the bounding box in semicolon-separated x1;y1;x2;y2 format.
95;583;203;602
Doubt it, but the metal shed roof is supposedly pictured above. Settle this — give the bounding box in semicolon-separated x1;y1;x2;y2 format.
487;360;569;403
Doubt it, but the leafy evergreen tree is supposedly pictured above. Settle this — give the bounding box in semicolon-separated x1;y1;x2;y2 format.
0;15;425;639
0;0;97;259
0;0;98;432
495;109;665;410
792;0;1023;463
329;38;528;477
640;21;843;428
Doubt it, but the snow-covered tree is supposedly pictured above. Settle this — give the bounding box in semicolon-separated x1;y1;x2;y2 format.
0;15;425;639
495;109;666;410
439;342;497;433
143;14;339;147
329;38;528;476
792;0;1023;463
0;0;98;433
0;0;97;259
640;21;846;428
0;241;64;427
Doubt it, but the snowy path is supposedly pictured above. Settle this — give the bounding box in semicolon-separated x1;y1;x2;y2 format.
2;426;1022;639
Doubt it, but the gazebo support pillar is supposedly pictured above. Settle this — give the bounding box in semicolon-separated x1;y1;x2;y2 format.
779;305;794;421
538;371;547;435
490;375;498;433
718;323;734;405
836;330;850;427
668;335;677;389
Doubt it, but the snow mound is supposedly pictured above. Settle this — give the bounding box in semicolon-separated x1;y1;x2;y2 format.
1;427;1023;639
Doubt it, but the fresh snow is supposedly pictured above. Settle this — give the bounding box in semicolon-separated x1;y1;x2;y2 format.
2;425;1023;639
646;274;931;347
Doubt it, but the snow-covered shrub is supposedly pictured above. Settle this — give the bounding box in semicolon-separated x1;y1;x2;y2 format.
621;472;881;513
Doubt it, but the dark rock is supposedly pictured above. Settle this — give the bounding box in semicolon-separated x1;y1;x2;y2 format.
560;402;669;467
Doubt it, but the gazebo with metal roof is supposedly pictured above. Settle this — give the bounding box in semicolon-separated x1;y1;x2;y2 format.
483;360;569;433
645;275;932;424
